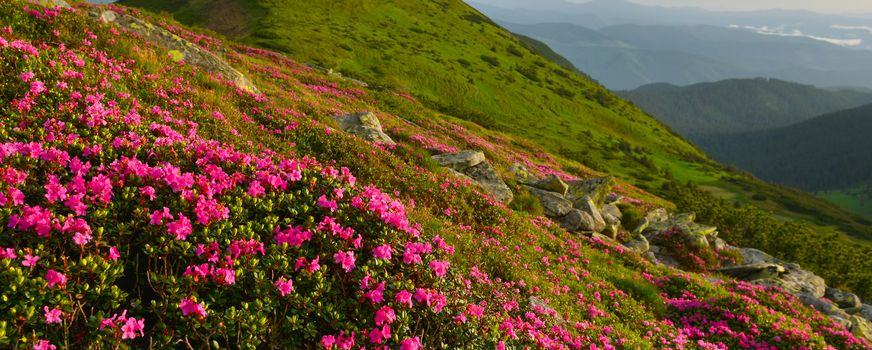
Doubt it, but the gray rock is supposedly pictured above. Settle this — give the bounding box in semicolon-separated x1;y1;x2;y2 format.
464;162;513;204
850;304;872;322
850;315;872;342
36;0;70;8
574;196;606;232
509;163;537;184
331;112;396;145
624;235;650;255
740;248;777;265
604;193;622;204
532;175;569;196
566;176;615;207
557;210;584;231
632;218;650;236
797;293;843;316
96;10;260;94
826;287;862;309
525;186;572;217
601;204;622;224
577;211;602;232
710;237;729;251
645;208;669;224
432;150;485;171
718;263;786;281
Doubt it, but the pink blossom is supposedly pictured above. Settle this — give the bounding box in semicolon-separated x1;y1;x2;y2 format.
429;260;450;278
213;267;236;285
33;340;56;350
45;269;67;288
317;195;337;212
321;335;336;349
372;244;392;260
166;214;192;240
374;306;396;326
20;71;34;82
43;306;62;324
400;337;422;350
179;298;207;319
21;254;40;267
395;290;413;308
194;196;229;226
274;277;294;296
140;186;156;200
247;180;265;197
368;325;391;345
333;250;356;272
108;246;120;261
121;317;145;339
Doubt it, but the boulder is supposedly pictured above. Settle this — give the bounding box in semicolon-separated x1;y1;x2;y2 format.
525;186;572;217
632;218;650;236
97;10;260;94
826;287;862;309
851;316;872;342
36;0;70;8
718;263;785;281
645;208;669;224
532;175;569;196
849;304;872;322
604;193;622;204
557;210;584;231
573;196;606;232
465;162;513;204
566;176;615;207
432;150;485;171
797;293;845;316
710;237;729;251
509;163;537;184
577;211;602;232
331;112;396;145
739;248;776;265
601;204;622;224
624;235;650;255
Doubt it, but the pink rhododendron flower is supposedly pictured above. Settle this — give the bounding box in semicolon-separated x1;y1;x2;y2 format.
43;306;62;324
372;244;392;260
108;246;120;261
274;277;294;296
213;267;236;285
121;317;145;339
368;325;391;345
395;290;414;308
429;260;450;278
333;250;355;272
166;214;192;240
33;340;56;350
194;196;229;226
374;305;396;326
179;298;207;319
317;195;337;212
400;337;422;350
45;269;67;288
22;254;39;267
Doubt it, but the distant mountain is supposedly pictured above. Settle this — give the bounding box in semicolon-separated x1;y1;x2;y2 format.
499;21;872;89
699;103;872;193
620;78;872;136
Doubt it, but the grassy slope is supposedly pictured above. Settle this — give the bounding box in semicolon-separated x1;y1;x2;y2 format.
4;2;868;348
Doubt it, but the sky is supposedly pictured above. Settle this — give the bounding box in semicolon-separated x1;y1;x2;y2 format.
574;0;872;14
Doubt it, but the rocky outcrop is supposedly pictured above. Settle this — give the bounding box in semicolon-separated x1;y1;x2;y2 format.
565;176;615;206
526;187;573;217
729;248;827;297
95;10;259;94
331;112;396;145
435;151;512;204
515;170;621;235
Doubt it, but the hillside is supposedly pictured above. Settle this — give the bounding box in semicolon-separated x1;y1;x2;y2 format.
1;0;872;348
699;104;872;216
620;78;872;136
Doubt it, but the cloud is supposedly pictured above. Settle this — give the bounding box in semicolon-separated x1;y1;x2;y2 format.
728;24;863;47
832;25;872;34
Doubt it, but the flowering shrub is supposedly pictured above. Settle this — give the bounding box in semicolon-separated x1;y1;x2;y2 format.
0;2;867;349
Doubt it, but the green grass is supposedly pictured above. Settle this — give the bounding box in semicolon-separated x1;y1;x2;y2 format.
818;187;872;220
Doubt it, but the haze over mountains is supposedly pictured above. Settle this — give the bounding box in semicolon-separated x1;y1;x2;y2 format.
469;0;872;89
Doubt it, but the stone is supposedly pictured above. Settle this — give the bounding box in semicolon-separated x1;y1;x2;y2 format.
601;204;622;224
850;304;872;322
432;150;486;171
100;11;117;23
509;163;537;184
331;112;396;145
533;175;569;196
573;196;606;232
525;186;573;217
778;267;827;298
446;168;474;182
464;162;513;204
850;316;872;342
718;263;785;281
797;293;843;316
632;218;650;236
566;176;615;207
558;210;584;231
94;10;259;94
645;208;669;224
739;248;776;265
710;237;729;251
36;0;70;8
826;287;862;309
577;211;602;232
624;235;650;255
604;193;622;204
